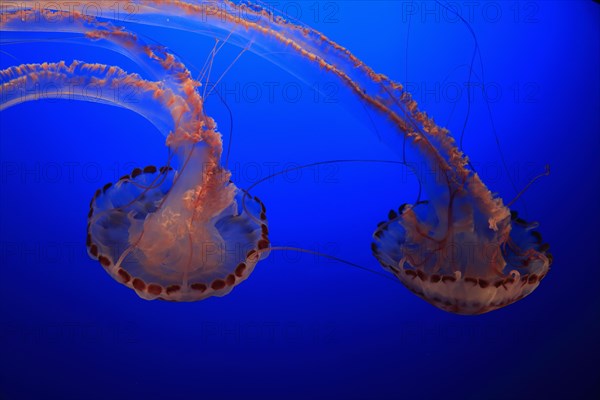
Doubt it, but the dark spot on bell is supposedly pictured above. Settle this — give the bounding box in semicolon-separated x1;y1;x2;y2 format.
226;274;236;286
166;285;181;294
235;263;247;277
144;165;157;174
117;269;131;283
98;255;111;267
132;278;146;291
131;168;142;178
191;283;207;292
147;284;162;295
211;279;226;290
89;244;98;258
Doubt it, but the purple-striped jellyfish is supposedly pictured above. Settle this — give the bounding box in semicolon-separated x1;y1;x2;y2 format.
0;1;550;313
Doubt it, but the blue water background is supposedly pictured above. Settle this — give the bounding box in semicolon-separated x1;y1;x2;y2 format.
1;1;599;399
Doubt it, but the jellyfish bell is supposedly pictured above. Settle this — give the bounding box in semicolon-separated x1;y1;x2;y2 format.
87;154;270;302
372;198;551;315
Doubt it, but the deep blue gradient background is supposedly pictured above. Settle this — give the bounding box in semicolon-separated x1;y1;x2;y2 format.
1;1;599;399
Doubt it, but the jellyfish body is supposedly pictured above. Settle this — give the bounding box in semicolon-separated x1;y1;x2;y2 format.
0;1;550;311
0;11;271;301
87;157;269;301
372;202;551;315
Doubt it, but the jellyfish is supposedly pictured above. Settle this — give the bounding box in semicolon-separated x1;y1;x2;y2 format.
0;1;551;313
0;9;270;301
